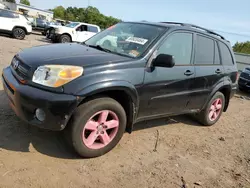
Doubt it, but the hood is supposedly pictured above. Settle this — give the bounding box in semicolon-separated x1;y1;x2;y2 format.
17;43;131;68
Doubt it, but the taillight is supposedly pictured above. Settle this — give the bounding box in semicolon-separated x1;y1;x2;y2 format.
236;72;240;81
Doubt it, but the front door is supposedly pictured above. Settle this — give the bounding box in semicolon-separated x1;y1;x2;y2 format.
138;32;195;118
76;24;91;42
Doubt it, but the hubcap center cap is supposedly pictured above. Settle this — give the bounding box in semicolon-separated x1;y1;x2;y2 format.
97;125;103;132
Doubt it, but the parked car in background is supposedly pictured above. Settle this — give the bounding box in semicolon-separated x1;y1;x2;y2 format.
2;21;238;158
238;67;250;91
51;22;101;43
0;8;32;40
41;20;70;37
32;18;48;31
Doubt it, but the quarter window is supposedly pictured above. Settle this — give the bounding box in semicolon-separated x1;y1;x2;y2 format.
195;35;214;65
0;10;15;18
157;33;193;65
219;41;234;65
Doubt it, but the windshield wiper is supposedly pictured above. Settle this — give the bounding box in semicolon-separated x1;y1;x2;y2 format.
88;45;112;53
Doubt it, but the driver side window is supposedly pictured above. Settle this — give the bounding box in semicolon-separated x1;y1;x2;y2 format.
76;25;88;32
157;32;193;65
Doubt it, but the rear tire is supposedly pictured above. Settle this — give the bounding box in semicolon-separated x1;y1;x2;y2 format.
12;27;26;40
65;97;127;158
59;34;71;43
196;92;225;126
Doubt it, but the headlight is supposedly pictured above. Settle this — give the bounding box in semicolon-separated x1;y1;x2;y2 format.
32;65;83;87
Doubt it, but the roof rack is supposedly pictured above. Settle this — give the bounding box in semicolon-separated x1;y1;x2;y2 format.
160;22;225;40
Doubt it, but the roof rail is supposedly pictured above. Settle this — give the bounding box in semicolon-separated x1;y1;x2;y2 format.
160;22;225;40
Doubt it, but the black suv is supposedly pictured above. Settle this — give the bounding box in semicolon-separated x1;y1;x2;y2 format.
2;21;238;158
238;67;250;91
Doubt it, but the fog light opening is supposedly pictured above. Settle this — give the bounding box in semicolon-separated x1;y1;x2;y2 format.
35;108;46;122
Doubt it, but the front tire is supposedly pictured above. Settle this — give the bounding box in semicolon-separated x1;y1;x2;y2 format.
59;34;71;43
12;27;26;40
66;97;127;158
196;91;225;126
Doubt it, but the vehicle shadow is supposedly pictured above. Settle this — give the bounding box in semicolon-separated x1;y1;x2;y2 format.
36;38;52;43
31;31;43;36
0;90;79;159
0;33;12;39
133;114;201;131
236;89;250;98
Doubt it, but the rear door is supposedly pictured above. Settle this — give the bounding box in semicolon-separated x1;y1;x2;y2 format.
0;10;16;31
87;25;99;38
188;34;224;110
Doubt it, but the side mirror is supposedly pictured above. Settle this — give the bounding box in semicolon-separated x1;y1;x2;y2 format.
153;54;175;68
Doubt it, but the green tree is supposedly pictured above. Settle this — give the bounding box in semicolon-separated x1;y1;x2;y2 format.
53;6;66;19
233;41;250;54
52;5;121;29
20;0;30;6
5;0;16;3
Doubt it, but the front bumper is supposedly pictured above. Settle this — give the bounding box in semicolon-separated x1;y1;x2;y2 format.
2;67;78;131
238;77;250;91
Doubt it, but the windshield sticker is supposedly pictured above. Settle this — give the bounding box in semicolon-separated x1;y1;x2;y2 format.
129;50;140;57
125;37;148;45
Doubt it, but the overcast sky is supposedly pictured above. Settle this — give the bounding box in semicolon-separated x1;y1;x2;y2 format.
26;0;250;45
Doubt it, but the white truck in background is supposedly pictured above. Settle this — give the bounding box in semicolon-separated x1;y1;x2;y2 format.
50;22;101;43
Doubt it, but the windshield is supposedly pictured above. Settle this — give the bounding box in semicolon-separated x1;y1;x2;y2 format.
65;22;79;28
85;22;166;58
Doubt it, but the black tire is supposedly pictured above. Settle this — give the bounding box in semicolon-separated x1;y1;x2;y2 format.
196;91;225;126
65;97;127;158
12;27;26;40
59;34;71;43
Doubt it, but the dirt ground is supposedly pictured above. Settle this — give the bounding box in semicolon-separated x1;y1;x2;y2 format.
0;33;250;188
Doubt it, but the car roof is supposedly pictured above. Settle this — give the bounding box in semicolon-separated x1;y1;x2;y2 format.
72;22;100;28
122;21;228;43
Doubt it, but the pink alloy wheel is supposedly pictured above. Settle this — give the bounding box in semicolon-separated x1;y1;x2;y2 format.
208;98;222;121
82;110;119;149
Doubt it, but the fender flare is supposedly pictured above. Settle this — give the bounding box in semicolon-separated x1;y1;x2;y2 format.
202;81;232;111
76;80;140;114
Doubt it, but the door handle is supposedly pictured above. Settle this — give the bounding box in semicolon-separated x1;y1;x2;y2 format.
184;70;194;76
215;69;222;74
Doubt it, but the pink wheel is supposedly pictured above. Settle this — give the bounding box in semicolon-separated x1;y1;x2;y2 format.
67;97;126;158
196;91;225;126
208;98;222;121
82;110;119;149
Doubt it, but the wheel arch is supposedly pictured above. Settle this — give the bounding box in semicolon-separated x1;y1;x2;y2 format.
76;81;139;133
203;83;232;112
61;33;72;41
12;26;27;34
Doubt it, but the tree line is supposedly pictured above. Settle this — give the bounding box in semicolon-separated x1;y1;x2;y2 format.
52;6;121;29
233;41;250;54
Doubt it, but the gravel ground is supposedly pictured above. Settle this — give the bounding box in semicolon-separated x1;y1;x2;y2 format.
0;34;250;188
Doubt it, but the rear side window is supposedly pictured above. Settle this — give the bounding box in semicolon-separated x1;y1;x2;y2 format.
87;26;98;33
219;42;234;65
195;35;214;65
0;10;16;18
214;41;221;64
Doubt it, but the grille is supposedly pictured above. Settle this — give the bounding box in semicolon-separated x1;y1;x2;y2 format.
11;57;31;79
240;72;250;80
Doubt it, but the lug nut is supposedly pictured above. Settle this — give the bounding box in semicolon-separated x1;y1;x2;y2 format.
101;131;104;134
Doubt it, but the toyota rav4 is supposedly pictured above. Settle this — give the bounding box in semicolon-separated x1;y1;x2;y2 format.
2;21;238;158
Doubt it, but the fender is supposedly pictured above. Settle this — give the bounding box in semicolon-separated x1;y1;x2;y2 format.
76;80;140;111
